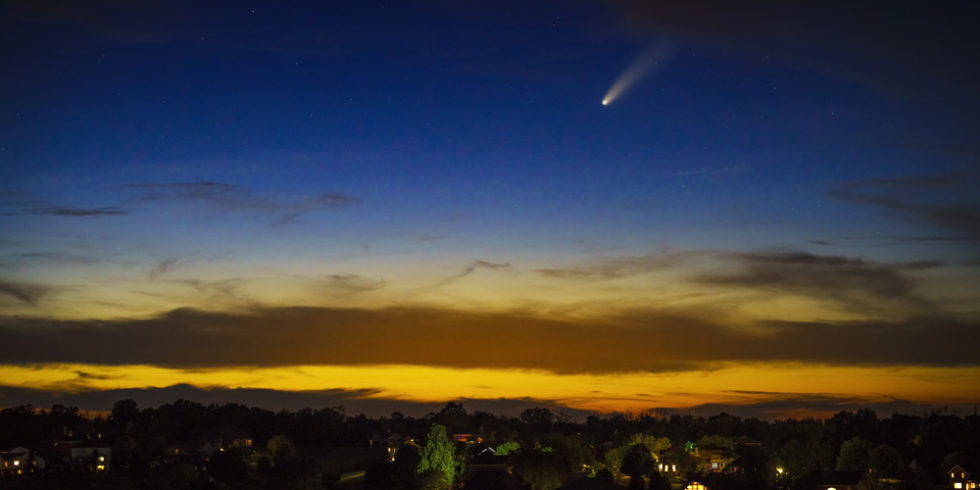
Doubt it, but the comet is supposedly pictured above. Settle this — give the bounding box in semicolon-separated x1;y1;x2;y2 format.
602;44;673;106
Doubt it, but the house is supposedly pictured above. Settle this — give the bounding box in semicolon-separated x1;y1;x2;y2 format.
370;432;415;462
0;447;45;477
698;448;735;473
949;465;978;490
454;433;481;443
56;441;111;473
468;448;507;478
811;471;875;490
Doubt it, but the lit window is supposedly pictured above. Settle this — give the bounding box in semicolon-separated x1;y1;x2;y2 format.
97;464;105;471
98;456;105;462
828;487;836;490
955;483;963;489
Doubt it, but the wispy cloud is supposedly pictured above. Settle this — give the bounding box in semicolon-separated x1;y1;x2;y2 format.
536;250;702;280
0;279;50;305
30;206;127;216
662;392;969;420
126;182;359;224
696;251;936;313
440;260;511;285
322;274;386;294
149;258;187;279
676;165;747;177
829;173;980;240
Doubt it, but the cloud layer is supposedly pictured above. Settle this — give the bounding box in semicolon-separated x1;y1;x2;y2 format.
1;305;976;373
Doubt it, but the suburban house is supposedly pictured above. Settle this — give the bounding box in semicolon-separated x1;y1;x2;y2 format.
0;447;45;478
467;448;508;478
56;441;111;473
949;465;978;489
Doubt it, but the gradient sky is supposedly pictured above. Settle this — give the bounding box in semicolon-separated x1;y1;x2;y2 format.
1;0;979;419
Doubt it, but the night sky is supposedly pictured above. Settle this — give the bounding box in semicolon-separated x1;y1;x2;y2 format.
1;0;979;419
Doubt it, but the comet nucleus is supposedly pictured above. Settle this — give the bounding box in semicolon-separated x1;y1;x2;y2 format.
602;44;673;106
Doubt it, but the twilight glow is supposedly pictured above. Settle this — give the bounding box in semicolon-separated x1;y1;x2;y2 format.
1;0;979;419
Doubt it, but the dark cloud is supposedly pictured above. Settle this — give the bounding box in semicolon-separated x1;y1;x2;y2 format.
74;370;115;381
696;251;935;313
0;190;125;218
149;258;186;279
675;166;747;177
0;279;49;305
660;392;973;420
536;250;700;280
614;0;980;106
6;252;100;265
30;206;127;216
829;174;980;241
0;305;976;373
0;383;594;419
323;274;386;295
441;260;511;285
126;182;359;224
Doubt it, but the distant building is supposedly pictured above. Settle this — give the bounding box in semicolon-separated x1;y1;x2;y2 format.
0;447;45;478
467;448;507;478
454;433;481;443
949;465;978;489
56;441;111;473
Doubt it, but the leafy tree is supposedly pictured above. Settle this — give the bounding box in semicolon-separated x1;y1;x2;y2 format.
697;435;734;451
621;444;655;483
392;444;422;489
648;470;670;490
112;399;139;424
521;407;556;431
112;434;136;469
736;444;771;490
606;434;669;476
836;437;872;472
418;423;456;486
267;434;296;463
419;470;449;490
496;441;521;455
868;444;903;479
513;449;568;490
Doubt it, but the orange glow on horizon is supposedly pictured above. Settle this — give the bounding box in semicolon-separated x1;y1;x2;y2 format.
2;363;977;417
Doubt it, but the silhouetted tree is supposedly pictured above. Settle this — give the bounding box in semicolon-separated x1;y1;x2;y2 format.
836;437;872;472
869;444;903;479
